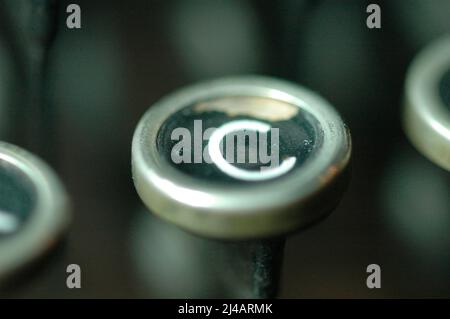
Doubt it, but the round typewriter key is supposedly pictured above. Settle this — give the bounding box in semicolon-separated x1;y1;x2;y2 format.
132;76;351;297
133;76;351;239
0;142;70;285
403;35;450;171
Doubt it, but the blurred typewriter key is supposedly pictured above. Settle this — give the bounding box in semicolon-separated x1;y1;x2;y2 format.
403;35;450;171
0;142;70;287
132;76;351;297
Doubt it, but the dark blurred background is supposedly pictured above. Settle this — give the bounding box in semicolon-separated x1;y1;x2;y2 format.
0;0;449;298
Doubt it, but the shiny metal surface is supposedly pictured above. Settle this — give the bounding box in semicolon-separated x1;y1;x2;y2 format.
132;76;351;239
0;142;70;285
403;35;450;171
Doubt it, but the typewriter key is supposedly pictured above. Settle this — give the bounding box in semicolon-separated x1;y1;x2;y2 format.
0;142;70;285
132;76;351;297
403;35;450;171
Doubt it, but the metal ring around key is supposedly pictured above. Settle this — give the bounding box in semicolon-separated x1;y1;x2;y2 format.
403;35;450;171
0;142;70;284
132;76;351;239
